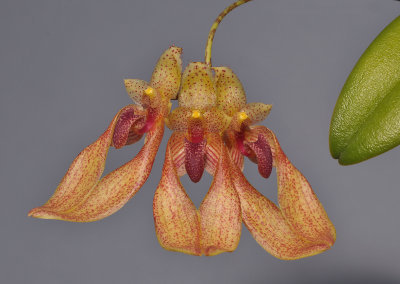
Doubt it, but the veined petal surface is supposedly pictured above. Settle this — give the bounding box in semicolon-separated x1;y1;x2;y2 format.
153;133;201;255
199;137;241;256
230;160;332;260
29;106;164;222
29;105;135;215
254;126;336;245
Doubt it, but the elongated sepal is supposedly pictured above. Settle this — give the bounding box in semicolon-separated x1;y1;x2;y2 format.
231;163;333;260
199;138;241;256
231;126;335;259
28;106;164;222
153;134;201;255
257;126;335;245
154;135;241;256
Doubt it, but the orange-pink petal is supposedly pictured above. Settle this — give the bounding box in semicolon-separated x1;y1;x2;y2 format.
257;127;336;245
28;105;134;215
150;46;182;99
28;106;164;222
153;133;201;255
199;137;241;256
230;161;332;260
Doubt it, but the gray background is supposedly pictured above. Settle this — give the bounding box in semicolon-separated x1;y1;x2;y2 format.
1;0;400;283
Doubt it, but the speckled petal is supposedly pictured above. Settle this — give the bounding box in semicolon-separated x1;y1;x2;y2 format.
240;103;272;125
165;107;192;132
178;62;216;109
167;107;231;134
153;133;201;255
124;79;149;104
150;46;182;99
28;105;136;215
28;109;164;222
230;160;332;260
255;126;336;246
112;106;144;149
202;108;231;133
213;67;247;116
245;133;273;178
184;138;206;183
199;137;241;256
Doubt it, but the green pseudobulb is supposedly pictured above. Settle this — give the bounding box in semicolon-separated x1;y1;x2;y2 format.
330;15;400;165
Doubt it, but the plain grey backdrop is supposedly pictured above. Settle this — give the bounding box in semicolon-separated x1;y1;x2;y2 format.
2;0;400;283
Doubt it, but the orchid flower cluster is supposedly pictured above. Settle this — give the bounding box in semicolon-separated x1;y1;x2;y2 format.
29;0;335;259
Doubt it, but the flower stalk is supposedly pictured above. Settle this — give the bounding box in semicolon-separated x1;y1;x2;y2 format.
204;0;253;66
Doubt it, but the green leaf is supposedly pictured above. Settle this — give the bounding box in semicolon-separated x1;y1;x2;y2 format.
330;15;400;165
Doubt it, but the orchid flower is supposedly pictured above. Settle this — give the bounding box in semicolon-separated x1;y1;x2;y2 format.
29;0;335;259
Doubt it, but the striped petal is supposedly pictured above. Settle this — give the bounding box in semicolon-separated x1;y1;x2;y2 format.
199;137;241;256
153;133;201;255
230;160;333;260
28;106;164;222
150;46;182;99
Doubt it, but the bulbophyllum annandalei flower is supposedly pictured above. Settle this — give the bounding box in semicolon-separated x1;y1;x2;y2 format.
28;0;335;260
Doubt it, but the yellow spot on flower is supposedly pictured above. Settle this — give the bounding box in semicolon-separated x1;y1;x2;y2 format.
144;87;155;98
192;109;202;119
238;111;248;122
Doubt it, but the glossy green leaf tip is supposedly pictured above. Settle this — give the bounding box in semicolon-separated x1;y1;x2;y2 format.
330;15;400;165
